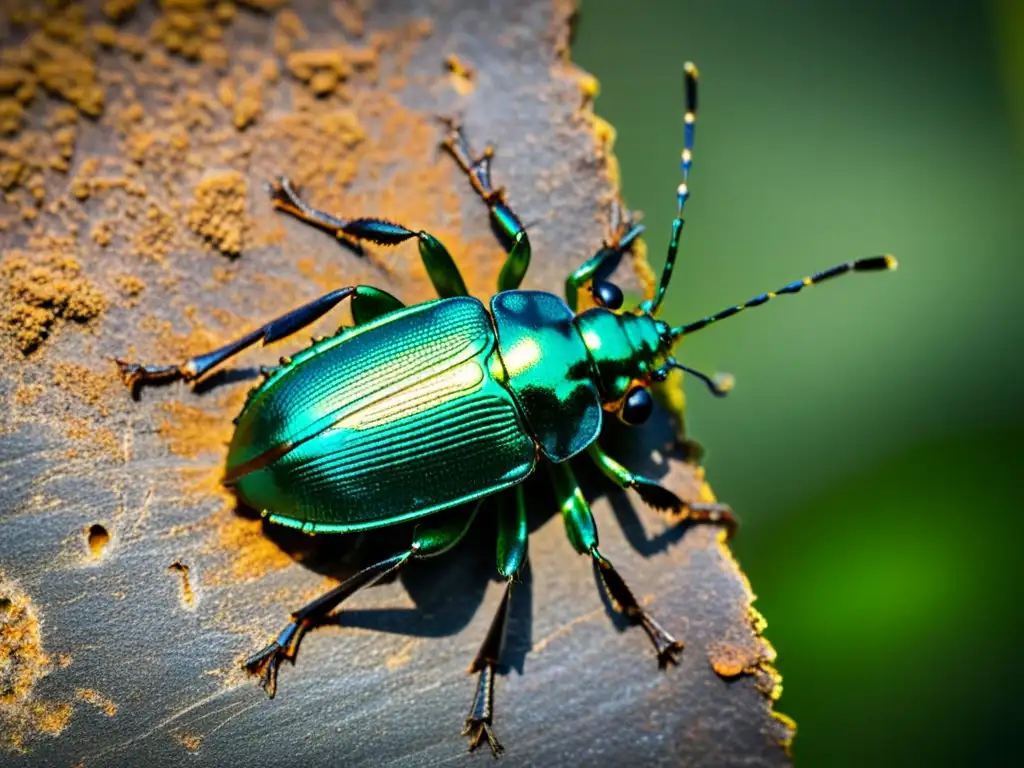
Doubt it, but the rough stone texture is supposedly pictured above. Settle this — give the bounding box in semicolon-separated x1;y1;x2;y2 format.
0;1;793;765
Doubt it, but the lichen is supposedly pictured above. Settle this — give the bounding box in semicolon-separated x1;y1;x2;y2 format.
0;573;73;754
186;171;248;256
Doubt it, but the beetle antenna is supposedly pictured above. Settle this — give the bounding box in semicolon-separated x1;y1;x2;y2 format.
670;255;898;340
665;358;734;397
642;61;699;317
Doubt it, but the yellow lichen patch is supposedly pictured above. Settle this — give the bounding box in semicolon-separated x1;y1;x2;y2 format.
0;98;24;135
75;688;118;717
707;638;761;678
0;572;74;754
1;247;107;354
115;275;145;306
187;171;248;256
148;0;232;70
286;49;351;97
28;27;105;117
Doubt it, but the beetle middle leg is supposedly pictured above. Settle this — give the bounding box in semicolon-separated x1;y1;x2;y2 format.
463;486;529;757
267;176;471;299
245;502;480;698
585;443;737;538
440;119;531;292
114;285;404;394
549;462;684;667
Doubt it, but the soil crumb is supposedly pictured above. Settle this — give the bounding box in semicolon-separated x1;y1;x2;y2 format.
186;172;248;256
1;246;107;354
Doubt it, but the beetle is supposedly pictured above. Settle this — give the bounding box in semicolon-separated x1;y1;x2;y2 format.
116;63;895;756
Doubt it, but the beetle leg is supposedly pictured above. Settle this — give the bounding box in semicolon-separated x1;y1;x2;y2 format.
586;443;738;539
245;504;480;698
268;177;470;299
564;199;645;312
244;550;412;698
440;119;531;292
463;487;529;756
113;285;407;394
464;580;512;758
550;461;684;667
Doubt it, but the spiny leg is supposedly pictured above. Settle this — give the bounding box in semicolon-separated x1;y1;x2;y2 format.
549;461;683;667
113;285;404;394
564;198;646;312
246;503;480;698
440;119;531;292
268;176;470;299
585;442;737;540
464;486;528;757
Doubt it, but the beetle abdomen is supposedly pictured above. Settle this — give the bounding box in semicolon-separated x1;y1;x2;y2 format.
225;297;537;532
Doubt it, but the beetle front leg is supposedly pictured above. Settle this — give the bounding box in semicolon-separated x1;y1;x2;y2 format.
440;120;531;292
463;487;529;757
585;443;737;539
245;503;480;698
564;199;646;312
549;462;684;667
268;177;470;299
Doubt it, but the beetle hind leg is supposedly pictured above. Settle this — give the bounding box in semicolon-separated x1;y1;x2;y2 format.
245;550;412;697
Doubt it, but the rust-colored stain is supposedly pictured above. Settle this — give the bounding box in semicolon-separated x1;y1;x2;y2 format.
0;573;74;754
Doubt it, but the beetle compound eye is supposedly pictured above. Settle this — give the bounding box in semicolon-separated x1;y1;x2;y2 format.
592;281;624;310
619;386;654;425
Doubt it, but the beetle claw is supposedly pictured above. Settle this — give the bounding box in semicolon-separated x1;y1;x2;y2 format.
463;717;504;758
244;642;286;699
656;639;686;670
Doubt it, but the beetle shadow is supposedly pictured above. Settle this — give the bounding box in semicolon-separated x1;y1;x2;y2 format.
244;492;551;677
236;403;714;675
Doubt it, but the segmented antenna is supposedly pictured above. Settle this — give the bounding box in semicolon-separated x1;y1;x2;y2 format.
644;62;700;316
671;255;898;339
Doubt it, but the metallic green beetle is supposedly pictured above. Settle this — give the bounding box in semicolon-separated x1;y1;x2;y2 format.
117;63;895;756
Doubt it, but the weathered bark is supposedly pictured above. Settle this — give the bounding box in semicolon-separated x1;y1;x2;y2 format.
0;1;793;765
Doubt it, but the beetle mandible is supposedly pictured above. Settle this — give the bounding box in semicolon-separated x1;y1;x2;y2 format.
116;63;895;756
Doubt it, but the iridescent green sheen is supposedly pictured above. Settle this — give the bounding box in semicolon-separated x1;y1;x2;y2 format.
490;291;602;462
573;308;666;401
495;485;528;579
227;297;536;533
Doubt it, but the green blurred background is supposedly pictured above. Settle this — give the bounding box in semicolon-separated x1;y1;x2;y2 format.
574;1;1023;765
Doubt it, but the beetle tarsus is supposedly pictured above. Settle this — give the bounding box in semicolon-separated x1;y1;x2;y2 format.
463;716;504;758
244;640;286;699
591;547;686;667
113;359;191;396
630;478;738;539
